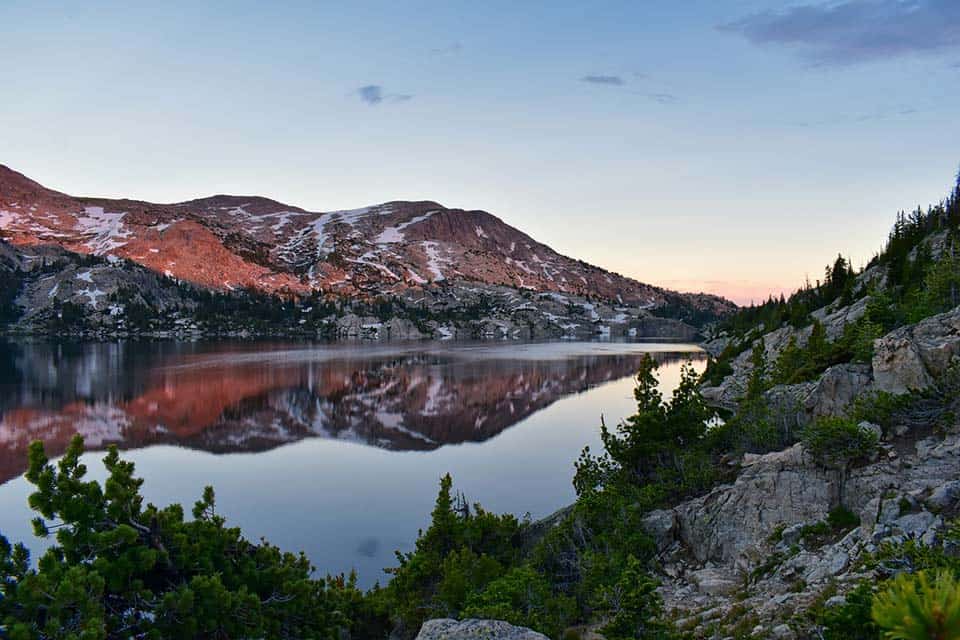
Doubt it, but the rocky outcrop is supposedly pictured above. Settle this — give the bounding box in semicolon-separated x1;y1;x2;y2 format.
689;295;960;633
415;619;548;640
701;298;871;410
763;363;873;427
702;300;960;420
645;426;960;636
872;306;960;393
653;430;960;570
661;443;837;570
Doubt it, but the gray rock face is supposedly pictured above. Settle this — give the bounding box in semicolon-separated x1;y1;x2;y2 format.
927;480;960;512
808;365;874;417
651;431;960;637
764;364;874;428
771;623;796;640
641;509;678;552
415;619;549;640
872;307;960;393
703;301;960;423
690;567;739;596
667;444;836;569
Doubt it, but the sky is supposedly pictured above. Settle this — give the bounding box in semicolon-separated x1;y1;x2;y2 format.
2;1;959;305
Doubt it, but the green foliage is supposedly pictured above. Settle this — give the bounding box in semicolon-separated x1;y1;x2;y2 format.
595;556;672;640
803;417;878;506
0;436;373;640
817;582;880;640
827;506;860;531
794;507;860;549
463;566;576;639
908;235;960;322
744;341;769;402
872;570;960;640
849;317;885;363
0;262;24;325
576;356;714;498
379;473;525;637
852;391;914;432
803;418;878;473
700;334;754;388
772;335;804;385
540;358;719;637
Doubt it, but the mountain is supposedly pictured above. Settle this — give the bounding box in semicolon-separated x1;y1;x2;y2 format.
0;165;734;337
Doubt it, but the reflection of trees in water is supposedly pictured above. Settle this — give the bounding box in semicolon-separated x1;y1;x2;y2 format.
0;341;703;484
0;340;217;412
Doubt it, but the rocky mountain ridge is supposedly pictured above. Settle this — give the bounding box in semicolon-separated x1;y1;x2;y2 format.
0;239;703;340
0;164;733;336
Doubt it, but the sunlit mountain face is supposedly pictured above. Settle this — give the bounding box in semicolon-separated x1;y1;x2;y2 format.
0;165;735;308
0;341;704;485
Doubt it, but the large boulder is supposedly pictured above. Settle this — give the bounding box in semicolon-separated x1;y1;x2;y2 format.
764;363;873;426
672;444;836;570
872;307;960;394
415;619;549;640
807;364;873;417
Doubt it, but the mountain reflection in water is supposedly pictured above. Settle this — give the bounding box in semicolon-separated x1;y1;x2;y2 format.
0;341;704;486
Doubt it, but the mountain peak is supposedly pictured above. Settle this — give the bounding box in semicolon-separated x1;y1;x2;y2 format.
0;165;736;317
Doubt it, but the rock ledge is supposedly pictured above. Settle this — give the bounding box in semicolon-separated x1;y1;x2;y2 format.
415;618;549;640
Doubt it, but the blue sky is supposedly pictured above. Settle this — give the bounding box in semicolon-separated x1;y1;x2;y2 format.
2;0;959;304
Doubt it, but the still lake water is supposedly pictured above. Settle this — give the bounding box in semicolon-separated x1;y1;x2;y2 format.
0;340;704;586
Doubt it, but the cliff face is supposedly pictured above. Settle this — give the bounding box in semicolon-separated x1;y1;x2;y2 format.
0;165;734;323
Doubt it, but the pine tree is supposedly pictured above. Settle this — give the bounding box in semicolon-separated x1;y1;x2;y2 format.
773;335;804;385
806;319;829;368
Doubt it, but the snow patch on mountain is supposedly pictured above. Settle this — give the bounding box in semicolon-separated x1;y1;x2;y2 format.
375;211;437;244
77;287;106;307
422;242;446;281
0;210;20;227
75;207;131;255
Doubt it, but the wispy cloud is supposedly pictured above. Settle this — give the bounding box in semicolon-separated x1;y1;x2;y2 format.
721;0;960;66
580;74;679;103
431;42;462;55
647;93;678;104
581;74;625;86
795;104;920;127
356;85;413;106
